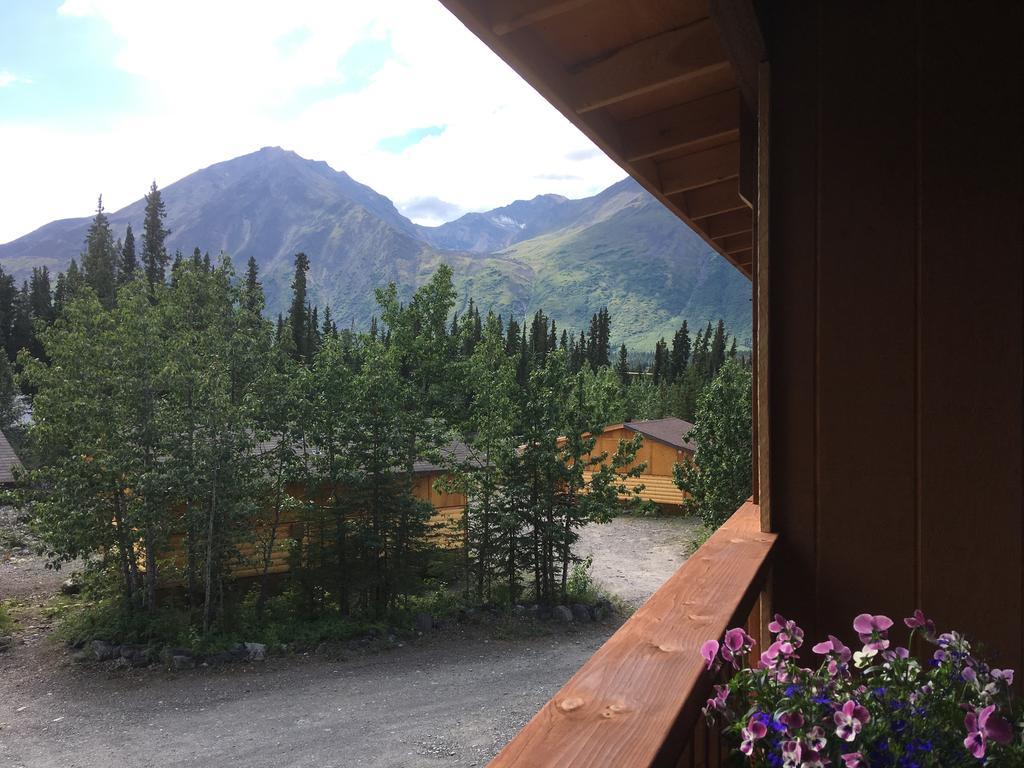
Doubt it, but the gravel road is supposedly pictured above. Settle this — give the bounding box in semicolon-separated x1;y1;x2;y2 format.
0;513;698;768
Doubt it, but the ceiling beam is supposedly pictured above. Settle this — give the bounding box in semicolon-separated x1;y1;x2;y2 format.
702;208;752;239
621;89;740;162
716;230;753;254
676;179;747;219
658;142;740;195
708;0;766;112
569;19;730;114
488;0;597;36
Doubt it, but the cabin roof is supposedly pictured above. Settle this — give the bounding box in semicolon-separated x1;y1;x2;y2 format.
0;430;22;484
622;417;696;452
438;0;758;276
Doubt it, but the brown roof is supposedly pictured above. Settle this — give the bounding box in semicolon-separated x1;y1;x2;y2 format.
0;430;22;484
624;417;696;453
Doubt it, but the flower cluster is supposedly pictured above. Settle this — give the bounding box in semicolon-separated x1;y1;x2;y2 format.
701;611;1022;767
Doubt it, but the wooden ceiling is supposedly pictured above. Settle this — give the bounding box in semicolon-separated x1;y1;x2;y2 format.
439;0;755;277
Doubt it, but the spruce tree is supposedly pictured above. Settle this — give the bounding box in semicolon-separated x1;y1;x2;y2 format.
670;320;691;382
241;256;264;316
119;223;138;283
710;319;727;376
82;195;117;308
615;343;630;385
142;181;170;290
288;253;310;360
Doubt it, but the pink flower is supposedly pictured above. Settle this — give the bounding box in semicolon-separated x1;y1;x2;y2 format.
779;711;805;732
769;614;805;648
904;609;936;638
853;613;893;652
720;627;755;669
781;739;801;767
834;700;870;742
740;717;768;756
812;635;852;676
801;749;831;768
700;639;719;670
703;684;729;714
806;725;827;752
963;704;1013;759
760;639;796;669
840;753;863;767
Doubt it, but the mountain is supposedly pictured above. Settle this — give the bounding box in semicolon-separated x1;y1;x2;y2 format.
0;147;751;348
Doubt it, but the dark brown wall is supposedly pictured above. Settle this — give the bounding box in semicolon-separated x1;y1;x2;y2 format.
764;1;1023;673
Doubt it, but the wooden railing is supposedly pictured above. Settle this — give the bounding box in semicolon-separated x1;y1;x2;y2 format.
489;501;776;767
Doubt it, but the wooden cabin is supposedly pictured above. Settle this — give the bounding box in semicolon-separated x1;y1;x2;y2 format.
0;430;22;487
159;441;470;583
577;417;695;510
437;1;1022;765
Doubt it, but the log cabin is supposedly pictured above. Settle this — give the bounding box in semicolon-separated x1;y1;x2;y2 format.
0;430;22;487
574;417;695;510
158;440;470;583
436;1;1023;765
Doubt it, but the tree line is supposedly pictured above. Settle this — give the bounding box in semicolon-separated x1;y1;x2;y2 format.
9;186;748;640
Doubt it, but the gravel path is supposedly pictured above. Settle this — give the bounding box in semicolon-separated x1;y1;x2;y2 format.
0;514;698;768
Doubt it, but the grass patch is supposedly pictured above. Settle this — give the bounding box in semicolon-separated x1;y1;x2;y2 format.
686;523;715;556
0;601;16;635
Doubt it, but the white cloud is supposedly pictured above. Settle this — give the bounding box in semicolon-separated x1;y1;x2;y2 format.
0;1;624;242
0;71;32;88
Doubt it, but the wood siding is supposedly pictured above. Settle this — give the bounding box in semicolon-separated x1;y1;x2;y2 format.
765;1;1024;674
585;427;691;508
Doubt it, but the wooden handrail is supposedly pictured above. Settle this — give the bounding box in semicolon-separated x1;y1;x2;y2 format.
489;501;776;767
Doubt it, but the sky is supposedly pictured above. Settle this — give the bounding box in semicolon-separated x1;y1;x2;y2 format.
0;0;625;244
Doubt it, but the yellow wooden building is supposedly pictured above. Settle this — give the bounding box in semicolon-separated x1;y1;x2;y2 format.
578;417;696;510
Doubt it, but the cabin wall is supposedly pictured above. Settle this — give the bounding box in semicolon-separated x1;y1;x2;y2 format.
585;428;690;508
764;2;1023;673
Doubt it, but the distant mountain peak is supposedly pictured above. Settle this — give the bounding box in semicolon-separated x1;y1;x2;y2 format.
0;150;750;348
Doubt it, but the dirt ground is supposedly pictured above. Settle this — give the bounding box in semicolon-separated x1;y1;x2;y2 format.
0;511;698;768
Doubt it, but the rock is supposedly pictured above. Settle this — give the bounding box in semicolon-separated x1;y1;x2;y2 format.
205;651;235;666
592;598;613;622
171;654;195;671
534;604;554;621
552;605;574;623
229;643;249;662
60;579;81;596
92;640;120;662
414;612;433;634
119;644;149;666
111;657;130;670
512;604;527;617
0;635;13;653
571;603;592;623
244;642;267;662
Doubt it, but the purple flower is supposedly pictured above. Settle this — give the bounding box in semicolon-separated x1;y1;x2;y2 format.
904;609;936;638
840;753;863;767
720;627;755;669
992;667;1014;687
704;684;729;714
963;704;1013;759
806;725;828;752
700;639;719;670
781;739;801;767
813;635;853;676
760;639;796;670
779;711;805;732
740;716;768;756
834;700;870;742
769;613;806;648
800;749;831;768
853;613;893;653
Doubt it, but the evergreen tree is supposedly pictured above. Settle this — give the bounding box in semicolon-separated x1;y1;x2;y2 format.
82;195;117;307
241;256;264;316
652;338;668;384
728;337;738;359
674;359;752;529
142;181;170;290
670;320;691;382
710;319;727;377
0;266;17;357
29;267;53;325
119;223;138;283
615;343;630;385
288;253;310;360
